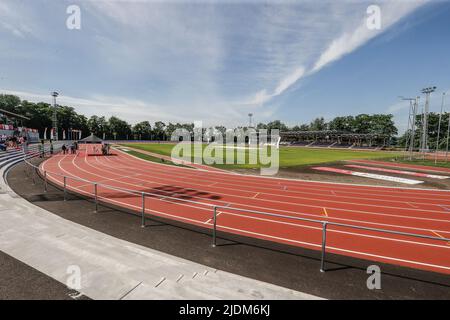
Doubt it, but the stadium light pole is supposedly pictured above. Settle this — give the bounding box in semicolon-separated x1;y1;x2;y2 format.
435;92;446;164
51;91;59;141
421;86;436;157
400;96;417;160
446;95;450;162
248;113;253;128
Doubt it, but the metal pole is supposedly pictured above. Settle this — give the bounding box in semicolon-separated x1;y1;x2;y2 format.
421;87;437;157
409;97;418;160
44;171;48;192
94;183;98;212
212;206;217;247
446;103;450;162
141;192;146;228
435;93;445;164
320;222;328;272
423;95;429;156
404;100;412;158
63;176;67;201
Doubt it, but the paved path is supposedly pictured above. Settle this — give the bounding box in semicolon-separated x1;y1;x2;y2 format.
0;157;319;300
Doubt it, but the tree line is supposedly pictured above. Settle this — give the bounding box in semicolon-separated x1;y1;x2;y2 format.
256;114;398;137
1;94;400;141
398;112;450;150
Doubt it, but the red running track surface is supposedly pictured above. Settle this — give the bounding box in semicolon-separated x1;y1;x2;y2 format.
40;145;450;274
348;159;450;174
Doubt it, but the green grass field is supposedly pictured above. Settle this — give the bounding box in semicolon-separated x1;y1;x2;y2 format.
119;143;403;169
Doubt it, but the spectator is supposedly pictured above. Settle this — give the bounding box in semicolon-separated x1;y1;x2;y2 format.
62;144;67;154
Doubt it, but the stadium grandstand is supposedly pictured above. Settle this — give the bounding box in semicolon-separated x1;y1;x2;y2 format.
280;130;391;150
0;108;40;151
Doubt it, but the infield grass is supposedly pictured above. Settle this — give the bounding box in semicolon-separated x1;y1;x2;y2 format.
119;143;403;169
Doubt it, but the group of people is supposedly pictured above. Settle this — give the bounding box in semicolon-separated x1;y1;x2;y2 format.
92;142;110;155
0;135;28;151
61;141;79;155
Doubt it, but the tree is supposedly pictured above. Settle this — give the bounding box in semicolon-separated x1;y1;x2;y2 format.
353;114;372;134
266;120;288;133
132;121;152;140
0;94;21;112
328;116;354;132
108;116;131;139
153;121;166;140
309;117;327;131
256;123;268;130
88;115;101;136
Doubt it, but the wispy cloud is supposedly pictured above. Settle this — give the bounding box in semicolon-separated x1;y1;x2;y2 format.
245;67;305;106
313;1;425;73
246;1;426;107
0;0;430;126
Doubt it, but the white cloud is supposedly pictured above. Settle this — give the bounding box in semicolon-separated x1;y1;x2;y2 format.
0;0;429;127
0;1;35;38
245;67;305;105
312;1;426;73
246;1;426;108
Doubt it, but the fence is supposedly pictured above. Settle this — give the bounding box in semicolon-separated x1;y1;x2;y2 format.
23;151;450;273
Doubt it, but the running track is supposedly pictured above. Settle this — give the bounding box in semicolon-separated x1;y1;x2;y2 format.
40;145;450;275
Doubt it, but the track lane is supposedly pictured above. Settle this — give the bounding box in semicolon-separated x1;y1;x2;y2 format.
40;146;450;274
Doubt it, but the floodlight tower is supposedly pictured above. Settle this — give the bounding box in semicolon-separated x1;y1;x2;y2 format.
420;86;436;153
248;113;253;128
400;96;417;160
51;91;59;141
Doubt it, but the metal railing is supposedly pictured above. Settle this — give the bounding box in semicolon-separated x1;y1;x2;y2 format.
22;151;450;273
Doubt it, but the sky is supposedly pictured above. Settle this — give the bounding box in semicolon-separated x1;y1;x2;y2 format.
1;0;450;134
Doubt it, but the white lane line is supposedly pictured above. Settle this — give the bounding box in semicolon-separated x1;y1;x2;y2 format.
84;155;450;233
104;154;450;209
204;211;222;224
42;163;450;272
313;167;424;185
112;147;450;201
44;157;450;251
345;164;449;179
93;155;450;225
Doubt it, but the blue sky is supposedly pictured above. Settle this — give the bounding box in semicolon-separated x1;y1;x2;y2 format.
1;0;449;133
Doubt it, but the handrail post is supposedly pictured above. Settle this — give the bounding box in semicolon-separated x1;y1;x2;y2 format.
94;183;98;212
212;206;217;247
141;192;146;228
63;176;67;201
44;171;48;192
320;222;328;272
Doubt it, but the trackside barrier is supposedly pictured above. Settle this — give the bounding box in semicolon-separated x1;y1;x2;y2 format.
23;155;450;273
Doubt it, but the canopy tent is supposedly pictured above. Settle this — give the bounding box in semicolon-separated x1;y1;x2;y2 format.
78;133;103;144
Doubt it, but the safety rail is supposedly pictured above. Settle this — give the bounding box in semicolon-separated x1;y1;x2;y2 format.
23;153;450;273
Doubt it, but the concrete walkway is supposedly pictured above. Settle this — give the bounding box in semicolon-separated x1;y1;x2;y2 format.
0;157;319;300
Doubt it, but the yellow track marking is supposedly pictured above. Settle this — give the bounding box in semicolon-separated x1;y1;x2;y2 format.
431;230;450;245
323;207;328;217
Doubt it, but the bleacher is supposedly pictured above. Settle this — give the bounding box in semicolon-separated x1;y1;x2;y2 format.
0;142;65;176
281;130;389;150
